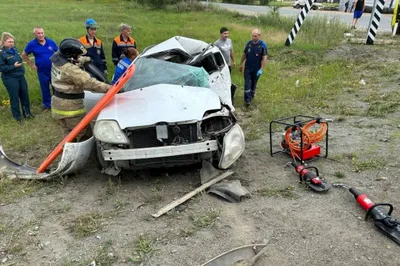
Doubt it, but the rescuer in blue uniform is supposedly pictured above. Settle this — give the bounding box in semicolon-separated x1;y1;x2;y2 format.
111;47;138;85
0;32;33;122
22;27;58;111
238;29;268;107
79;19;108;81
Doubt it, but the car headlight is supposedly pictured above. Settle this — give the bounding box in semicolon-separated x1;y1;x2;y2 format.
93;120;129;144
218;124;245;169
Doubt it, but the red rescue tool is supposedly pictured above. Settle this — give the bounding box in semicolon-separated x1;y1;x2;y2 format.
334;183;400;246
290;160;331;192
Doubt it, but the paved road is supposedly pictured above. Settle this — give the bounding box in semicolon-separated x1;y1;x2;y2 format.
208;2;393;31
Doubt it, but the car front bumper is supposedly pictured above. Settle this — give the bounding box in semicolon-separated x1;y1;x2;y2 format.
102;140;218;161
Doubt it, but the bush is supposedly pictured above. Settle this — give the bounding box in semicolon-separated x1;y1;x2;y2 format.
175;0;207;12
137;0;170;9
223;0;257;4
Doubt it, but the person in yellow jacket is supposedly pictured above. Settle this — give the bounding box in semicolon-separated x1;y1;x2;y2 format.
50;38;111;141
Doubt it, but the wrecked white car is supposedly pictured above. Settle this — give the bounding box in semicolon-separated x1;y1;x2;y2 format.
84;36;245;175
0;37;245;179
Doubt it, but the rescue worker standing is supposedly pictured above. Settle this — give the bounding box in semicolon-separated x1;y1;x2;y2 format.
0;32;33;122
79;19;108;80
50;38;110;141
238;29;267;107
111;23;137;66
22;26;58;112
111;47;138;85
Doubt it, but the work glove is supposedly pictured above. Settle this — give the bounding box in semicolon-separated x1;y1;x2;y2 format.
77;56;91;67
256;69;263;79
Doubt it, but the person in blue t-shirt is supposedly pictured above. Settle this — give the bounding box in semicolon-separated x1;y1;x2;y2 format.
238;29;268;107
22;27;58;111
111;47;138;85
0;32;33;123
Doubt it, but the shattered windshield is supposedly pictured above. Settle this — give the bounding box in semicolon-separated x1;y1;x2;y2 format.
122;57;210;92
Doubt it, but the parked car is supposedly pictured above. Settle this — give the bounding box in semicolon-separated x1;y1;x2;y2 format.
292;0;323;9
84;36;245;175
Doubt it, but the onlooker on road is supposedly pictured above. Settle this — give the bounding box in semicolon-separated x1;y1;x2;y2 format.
0;32;33;123
22;26;58;111
351;0;365;29
238;29;267;107
111;47;138;85
79;19;108;80
50;38;110;141
214;27;237;105
112;23;137;66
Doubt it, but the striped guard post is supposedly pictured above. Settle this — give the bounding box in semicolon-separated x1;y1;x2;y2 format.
366;0;385;45
285;0;316;46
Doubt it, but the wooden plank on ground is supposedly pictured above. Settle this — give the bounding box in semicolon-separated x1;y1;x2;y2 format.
151;170;234;218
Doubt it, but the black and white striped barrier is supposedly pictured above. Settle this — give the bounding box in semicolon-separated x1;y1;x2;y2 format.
285;0;316;46
366;0;385;44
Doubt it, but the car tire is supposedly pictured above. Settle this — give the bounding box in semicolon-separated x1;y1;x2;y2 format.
312;5;318;10
295;4;300;8
95;141;111;170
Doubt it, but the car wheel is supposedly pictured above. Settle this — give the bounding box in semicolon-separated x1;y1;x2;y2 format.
312;5;318;10
295;4;300;8
95;141;111;169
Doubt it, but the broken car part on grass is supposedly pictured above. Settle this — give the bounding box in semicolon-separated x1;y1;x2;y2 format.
0;138;94;180
207;180;251;203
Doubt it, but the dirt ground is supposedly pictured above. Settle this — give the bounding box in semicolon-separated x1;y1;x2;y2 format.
1;40;400;266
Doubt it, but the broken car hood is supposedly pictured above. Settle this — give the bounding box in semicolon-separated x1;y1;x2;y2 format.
96;84;221;129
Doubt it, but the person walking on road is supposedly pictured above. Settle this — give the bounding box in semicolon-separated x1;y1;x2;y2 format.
351;0;365;29
238;29;267;107
50;38;110;141
0;32;33;123
22;26;58;112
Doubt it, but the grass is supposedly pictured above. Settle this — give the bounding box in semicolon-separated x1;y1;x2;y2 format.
189;208;220;228
62;240;117;266
105;177;120;196
92;240;118;266
256;185;295;198
176;208;220;239
0;178;43;204
128;234;155;263
179;227;197;238
151;186;165;203
333;171;346;178
366;101;400;117
1;219;40;256
68;212;104;238
351;156;387;172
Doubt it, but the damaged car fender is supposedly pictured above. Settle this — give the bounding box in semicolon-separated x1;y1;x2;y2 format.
0;137;95;180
